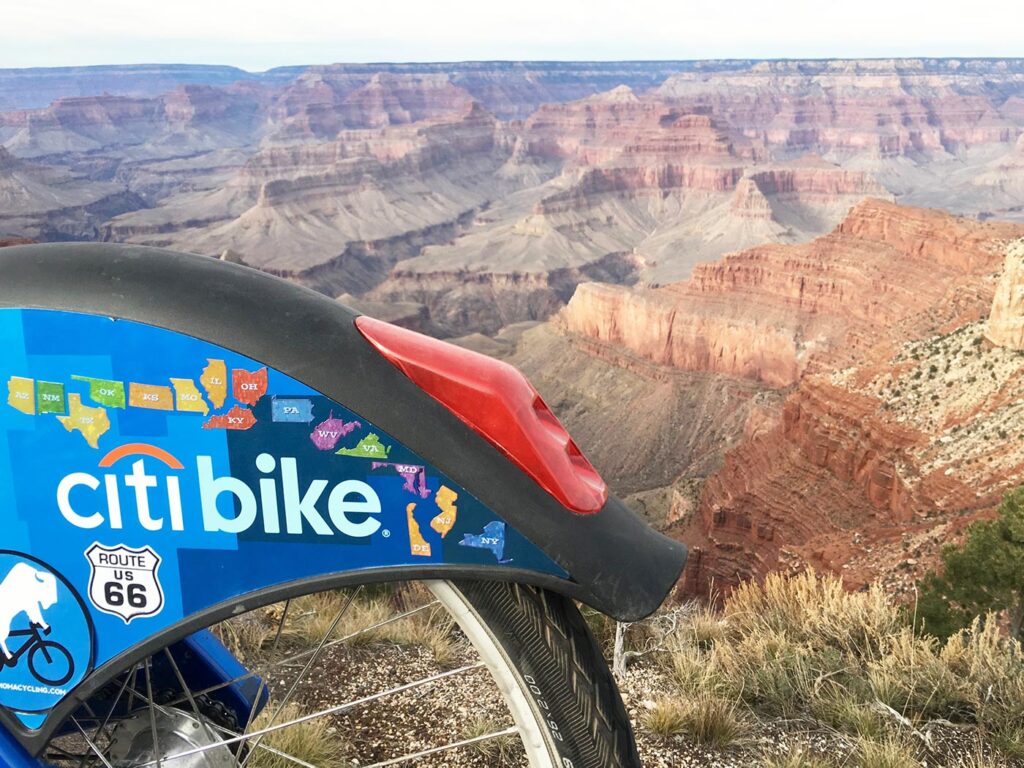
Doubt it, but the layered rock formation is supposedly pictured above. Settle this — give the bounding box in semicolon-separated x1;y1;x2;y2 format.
268;73;478;140
106;103;513;296
0;58;1022;337
1;59;1023;595
985;240;1024;349
0;147;142;239
545;200;1024;593
655;59;1023;159
0;86;267;157
0;64;268;111
560;199;1014;385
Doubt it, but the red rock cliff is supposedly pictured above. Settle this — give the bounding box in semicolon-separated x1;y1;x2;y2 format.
559;200;1021;388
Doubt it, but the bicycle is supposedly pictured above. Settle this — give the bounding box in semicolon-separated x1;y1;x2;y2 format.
0;242;687;768
0;624;75;688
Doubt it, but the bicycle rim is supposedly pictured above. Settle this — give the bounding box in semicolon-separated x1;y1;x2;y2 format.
38;580;562;768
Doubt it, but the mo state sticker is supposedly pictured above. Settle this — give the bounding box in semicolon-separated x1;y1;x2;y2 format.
0;552;94;716
86;544;165;624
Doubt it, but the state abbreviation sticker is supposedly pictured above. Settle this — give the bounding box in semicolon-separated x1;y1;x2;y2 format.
85;544;165;623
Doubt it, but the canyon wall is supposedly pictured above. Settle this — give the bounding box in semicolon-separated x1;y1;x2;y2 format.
560;199;1019;385
553;201;1024;593
3;59;1022;337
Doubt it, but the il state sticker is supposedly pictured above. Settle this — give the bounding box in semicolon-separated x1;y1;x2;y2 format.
85;544;165;623
0;551;94;717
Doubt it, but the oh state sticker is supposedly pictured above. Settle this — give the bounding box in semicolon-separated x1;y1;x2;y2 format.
85;544;165;624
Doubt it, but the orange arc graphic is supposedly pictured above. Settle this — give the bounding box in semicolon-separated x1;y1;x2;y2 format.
98;443;184;469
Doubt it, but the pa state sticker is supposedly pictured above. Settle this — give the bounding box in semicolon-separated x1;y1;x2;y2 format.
85;543;165;624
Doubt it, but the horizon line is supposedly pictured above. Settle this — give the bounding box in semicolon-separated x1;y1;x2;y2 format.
3;55;1024;75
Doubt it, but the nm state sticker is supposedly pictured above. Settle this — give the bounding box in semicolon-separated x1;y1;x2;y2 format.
0;551;94;716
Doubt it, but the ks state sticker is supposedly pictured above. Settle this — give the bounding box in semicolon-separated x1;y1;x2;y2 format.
85;544;165;624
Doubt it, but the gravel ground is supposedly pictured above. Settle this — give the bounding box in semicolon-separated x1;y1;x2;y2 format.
282;639;1023;768
281;640;526;767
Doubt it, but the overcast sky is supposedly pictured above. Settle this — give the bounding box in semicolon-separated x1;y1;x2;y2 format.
4;0;1023;70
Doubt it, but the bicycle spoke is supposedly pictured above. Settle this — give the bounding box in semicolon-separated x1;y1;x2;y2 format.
43;583;539;768
71;718;117;768
158;599;440;710
134;663;484;767
108;678;322;768
238;586;361;768
143;658;162;768
270;598;292;653
160;647;213;728
78;665;138;768
360;726;519;768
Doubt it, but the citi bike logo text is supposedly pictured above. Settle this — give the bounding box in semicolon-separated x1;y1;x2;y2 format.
56;443;382;538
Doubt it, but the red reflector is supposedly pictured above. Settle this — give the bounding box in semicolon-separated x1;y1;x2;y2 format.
355;316;608;514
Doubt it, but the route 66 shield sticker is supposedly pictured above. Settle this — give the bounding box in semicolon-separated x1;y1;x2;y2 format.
85;544;165;624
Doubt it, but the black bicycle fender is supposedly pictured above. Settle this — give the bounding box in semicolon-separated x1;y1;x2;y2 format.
0;242;686;621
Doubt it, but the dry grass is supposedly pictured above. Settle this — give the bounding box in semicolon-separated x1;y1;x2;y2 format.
246;702;350;768
867;628;970;718
642;696;690;739
762;746;836;768
680;694;749;747
658;572;1024;761
213;607;281;661
853;735;920;768
642;694;748;747
960;750;1013;768
580;605;617;652
216;586;462;668
461;716;519;764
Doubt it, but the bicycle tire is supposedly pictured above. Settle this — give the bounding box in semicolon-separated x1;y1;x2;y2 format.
40;579;640;768
449;580;640;768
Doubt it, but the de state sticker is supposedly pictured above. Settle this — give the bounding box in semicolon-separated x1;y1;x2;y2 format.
85;544;165;624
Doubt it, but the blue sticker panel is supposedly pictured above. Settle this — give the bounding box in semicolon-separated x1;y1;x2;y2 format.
0;309;566;728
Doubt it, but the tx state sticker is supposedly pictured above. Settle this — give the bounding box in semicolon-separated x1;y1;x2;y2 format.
85;543;165;624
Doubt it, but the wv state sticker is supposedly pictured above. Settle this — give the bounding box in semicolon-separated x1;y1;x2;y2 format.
86;544;165;624
0;552;95;716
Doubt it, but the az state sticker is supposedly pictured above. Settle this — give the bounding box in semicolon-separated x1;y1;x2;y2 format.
85;543;165;623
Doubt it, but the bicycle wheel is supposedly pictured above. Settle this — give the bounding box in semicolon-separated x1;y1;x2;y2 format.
28;641;75;688
41;579;639;768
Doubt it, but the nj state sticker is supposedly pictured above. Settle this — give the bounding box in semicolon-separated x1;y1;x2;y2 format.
0;551;94;716
86;543;165;624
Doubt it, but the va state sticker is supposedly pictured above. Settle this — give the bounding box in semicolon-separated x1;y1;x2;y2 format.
0;552;94;715
86;543;165;623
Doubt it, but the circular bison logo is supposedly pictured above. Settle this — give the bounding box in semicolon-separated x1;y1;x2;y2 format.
0;552;94;715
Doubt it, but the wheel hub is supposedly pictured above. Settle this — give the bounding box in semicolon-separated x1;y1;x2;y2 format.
106;707;234;768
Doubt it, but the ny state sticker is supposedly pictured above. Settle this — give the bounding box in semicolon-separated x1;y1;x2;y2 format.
85;543;165;623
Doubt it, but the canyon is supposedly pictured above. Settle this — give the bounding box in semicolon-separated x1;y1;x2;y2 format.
2;59;1022;337
3;59;1024;593
522;201;1024;595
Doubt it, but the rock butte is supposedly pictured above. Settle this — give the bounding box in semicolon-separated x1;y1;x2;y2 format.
539;200;1024;595
985;241;1024;350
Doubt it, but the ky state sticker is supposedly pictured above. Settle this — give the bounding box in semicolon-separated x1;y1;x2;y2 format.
85;544;165;624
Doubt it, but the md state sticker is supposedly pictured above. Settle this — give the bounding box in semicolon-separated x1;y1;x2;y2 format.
0;552;94;716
